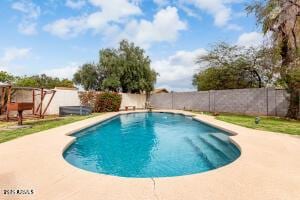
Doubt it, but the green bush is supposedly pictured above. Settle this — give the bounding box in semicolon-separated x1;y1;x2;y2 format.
94;92;122;112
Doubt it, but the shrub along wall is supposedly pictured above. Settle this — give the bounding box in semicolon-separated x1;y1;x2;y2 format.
78;91;97;109
94;92;122;112
79;91;122;112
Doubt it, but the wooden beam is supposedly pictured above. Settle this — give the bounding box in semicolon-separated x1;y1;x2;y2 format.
6;86;11;121
35;103;41;114
35;90;46;115
18;111;23;125
43;91;56;116
32;90;35;115
7;86;11;103
0;87;5;114
40;88;44;118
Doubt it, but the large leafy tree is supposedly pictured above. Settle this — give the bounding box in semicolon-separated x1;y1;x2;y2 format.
73;63;104;91
74;40;157;93
99;48;122;92
246;0;300;118
0;71;15;83
114;40;156;93
193;42;276;90
15;74;74;89
0;71;74;88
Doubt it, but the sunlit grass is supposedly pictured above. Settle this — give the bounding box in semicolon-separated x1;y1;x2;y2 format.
0;113;103;143
192;111;300;135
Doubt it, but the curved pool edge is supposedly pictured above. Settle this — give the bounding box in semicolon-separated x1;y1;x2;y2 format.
61;110;242;179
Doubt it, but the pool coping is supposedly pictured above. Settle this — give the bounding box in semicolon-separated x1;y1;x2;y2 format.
0;109;300;200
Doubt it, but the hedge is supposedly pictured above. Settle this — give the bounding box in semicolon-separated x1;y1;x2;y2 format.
79;91;122;112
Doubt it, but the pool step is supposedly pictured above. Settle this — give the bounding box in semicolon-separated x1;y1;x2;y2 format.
208;134;240;156
184;137;216;169
197;136;231;166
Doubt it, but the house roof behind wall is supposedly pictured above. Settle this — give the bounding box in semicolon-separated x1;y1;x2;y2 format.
54;87;78;91
153;88;169;94
0;82;10;87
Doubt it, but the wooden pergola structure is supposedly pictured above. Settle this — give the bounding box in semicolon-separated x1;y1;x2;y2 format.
0;84;56;125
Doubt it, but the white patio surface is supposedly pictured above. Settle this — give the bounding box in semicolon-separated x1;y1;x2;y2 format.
0;110;299;200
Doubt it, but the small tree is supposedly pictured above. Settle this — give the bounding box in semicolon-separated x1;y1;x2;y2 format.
193;42;277;90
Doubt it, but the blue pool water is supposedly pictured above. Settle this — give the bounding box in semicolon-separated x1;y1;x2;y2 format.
63;112;240;177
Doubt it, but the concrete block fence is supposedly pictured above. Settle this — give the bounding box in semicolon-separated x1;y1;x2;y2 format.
10;87;293;117
149;88;291;117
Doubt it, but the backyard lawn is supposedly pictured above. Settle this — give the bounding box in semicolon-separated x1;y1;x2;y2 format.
194;112;300;135
0;113;102;143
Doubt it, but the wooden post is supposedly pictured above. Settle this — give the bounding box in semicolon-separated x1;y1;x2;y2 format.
40;88;44;118
0;87;5;114
35;102;41;114
32;90;35;115
43;90;56;116
18;111;23;125
6;86;12;121
7;86;11;103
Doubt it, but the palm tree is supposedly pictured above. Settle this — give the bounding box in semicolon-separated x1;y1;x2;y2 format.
247;0;300;119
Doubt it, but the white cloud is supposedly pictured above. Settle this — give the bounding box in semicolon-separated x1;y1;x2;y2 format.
178;0;243;29
0;48;31;74
181;0;231;26
44;4;186;48
44;0;142;38
178;4;202;20
42;64;79;79
18;22;38;35
226;23;242;31
118;6;187;48
154;0;170;6
44;16;87;38
66;0;86;9
152;48;207;91
11;0;41;35
0;48;31;65
236;31;264;47
11;1;40;18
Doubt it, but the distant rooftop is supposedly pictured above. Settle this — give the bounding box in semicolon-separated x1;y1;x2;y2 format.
54;87;77;91
0;82;10;87
153;88;169;94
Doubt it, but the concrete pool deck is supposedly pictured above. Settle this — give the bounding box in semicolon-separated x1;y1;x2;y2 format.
0;110;299;200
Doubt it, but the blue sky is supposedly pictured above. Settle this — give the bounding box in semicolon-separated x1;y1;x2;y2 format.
0;0;264;91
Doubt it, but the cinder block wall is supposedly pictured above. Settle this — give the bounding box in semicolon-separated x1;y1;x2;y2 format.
149;93;173;109
150;88;292;117
173;91;210;111
119;93;146;110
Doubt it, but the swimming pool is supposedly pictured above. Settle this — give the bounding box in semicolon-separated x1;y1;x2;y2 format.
63;112;240;178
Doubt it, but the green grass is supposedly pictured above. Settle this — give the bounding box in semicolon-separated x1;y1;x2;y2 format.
192;111;300;135
0;113;103;143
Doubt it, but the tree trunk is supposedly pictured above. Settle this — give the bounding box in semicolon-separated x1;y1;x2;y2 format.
279;33;300;119
252;70;262;88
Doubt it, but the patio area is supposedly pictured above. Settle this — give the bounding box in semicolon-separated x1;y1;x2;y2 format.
0;110;300;200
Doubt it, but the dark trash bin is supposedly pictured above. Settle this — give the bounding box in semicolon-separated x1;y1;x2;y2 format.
59;106;92;116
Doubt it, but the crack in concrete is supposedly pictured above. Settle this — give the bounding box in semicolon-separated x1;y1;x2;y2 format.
151;177;159;200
